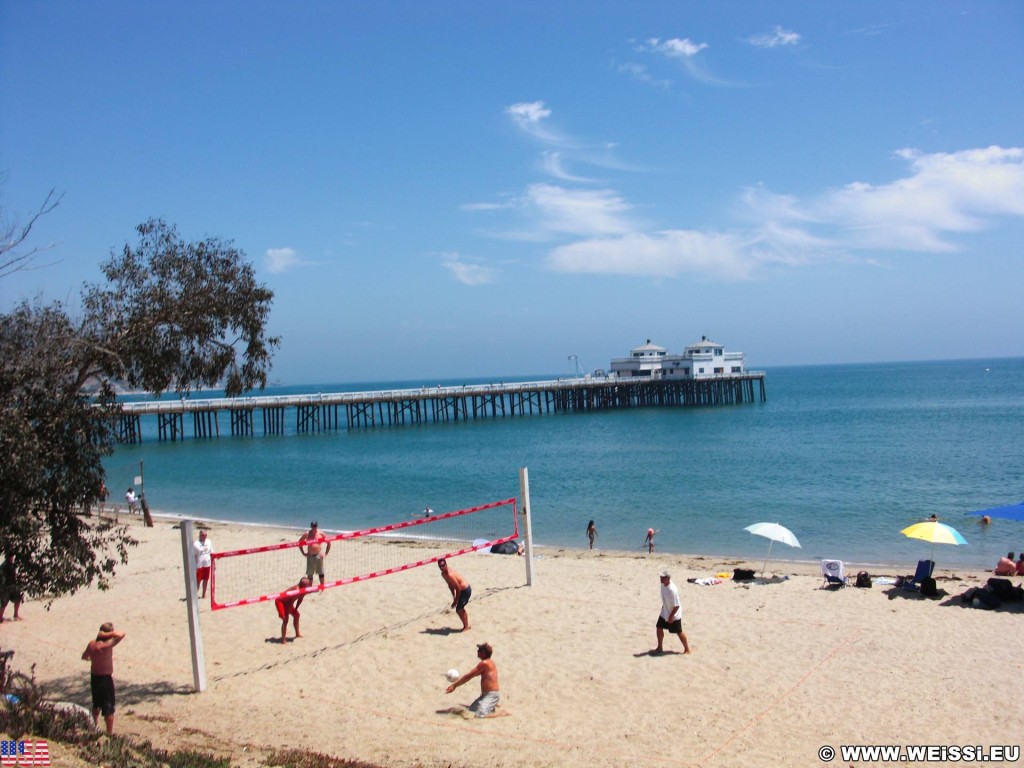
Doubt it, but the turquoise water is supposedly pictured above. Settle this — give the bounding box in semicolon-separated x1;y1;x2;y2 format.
104;358;1024;570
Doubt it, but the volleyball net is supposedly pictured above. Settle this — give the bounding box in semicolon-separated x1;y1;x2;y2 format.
209;498;519;610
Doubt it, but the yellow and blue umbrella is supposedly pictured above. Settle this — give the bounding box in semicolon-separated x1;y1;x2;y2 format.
899;520;967;562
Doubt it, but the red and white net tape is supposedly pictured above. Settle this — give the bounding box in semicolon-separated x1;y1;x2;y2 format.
210;497;518;610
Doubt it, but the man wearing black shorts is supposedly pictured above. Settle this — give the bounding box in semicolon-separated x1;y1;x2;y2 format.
82;622;126;734
438;558;472;631
655;570;691;654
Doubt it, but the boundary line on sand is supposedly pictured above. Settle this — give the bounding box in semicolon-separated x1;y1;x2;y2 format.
697;631;864;766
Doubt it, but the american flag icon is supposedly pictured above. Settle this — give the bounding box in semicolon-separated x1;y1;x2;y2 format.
0;740;50;766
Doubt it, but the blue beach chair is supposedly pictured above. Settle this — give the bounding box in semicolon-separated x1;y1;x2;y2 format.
820;559;848;589
900;559;934;591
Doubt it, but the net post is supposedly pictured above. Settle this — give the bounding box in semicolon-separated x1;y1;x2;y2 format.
180;520;207;692
519;467;535;586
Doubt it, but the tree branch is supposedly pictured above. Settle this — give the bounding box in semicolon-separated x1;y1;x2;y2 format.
0;189;64;278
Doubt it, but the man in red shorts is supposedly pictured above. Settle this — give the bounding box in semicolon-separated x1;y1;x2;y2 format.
275;576;311;644
193;529;213;599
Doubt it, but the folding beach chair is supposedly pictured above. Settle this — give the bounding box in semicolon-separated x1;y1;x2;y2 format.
900;559;934;591
820;559;848;589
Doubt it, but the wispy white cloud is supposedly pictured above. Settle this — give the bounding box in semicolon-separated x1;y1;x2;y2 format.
638;36;738;86
504;101;634;178
524;183;635;238
541;151;595;183
441;252;497;286
616;62;672;89
461;201;509;212
751;145;1024;253
548;230;755;279
506;101;567;145
265;247;304;273
645;37;708;59
541;146;1024;280
747;26;802;49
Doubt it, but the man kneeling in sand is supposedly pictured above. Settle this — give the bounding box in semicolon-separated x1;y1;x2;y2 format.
445;642;503;718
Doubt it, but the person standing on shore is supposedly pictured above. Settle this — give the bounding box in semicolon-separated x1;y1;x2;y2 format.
438;558;471;632
275;576;311;643
645;528;658;554
299;521;330;586
193;529;213;599
586;520;597;550
82;622;126;735
446;642;501;717
0;553;23;622
654;570;691;655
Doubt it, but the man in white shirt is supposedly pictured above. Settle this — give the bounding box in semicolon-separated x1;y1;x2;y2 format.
655;570;691;655
194;529;214;599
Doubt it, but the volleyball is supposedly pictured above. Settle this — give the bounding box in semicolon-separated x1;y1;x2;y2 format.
446;668;460;682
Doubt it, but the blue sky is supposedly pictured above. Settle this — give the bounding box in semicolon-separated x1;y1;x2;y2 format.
2;1;1022;385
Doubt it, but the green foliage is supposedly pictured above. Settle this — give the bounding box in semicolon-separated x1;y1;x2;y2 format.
0;215;277;599
262;749;386;768
0;302;135;598
0;667;94;744
81;218;280;398
81;736;232;768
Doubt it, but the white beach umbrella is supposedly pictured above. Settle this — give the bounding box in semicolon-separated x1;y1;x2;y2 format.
744;522;801;576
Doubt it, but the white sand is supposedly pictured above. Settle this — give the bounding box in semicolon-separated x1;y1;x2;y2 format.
3;516;1022;768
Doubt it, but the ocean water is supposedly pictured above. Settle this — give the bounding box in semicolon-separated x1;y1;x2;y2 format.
104;358;1024;571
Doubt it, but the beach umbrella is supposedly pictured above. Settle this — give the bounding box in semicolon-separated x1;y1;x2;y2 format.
966;501;1024;522
744;522;801;576
899;521;967;562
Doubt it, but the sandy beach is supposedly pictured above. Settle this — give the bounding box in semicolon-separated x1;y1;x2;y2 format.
3;514;1022;768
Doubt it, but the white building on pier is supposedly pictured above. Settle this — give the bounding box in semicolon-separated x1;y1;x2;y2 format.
609;336;747;380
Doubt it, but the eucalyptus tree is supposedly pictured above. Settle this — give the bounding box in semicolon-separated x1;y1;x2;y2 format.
0;217;279;599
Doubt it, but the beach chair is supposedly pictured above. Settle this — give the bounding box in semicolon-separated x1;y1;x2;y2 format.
820;559;848;589
900;559;934;591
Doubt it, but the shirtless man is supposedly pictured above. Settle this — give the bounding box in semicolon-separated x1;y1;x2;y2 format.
438;558;471;631
275;576;311;643
82;622;126;734
446;642;500;717
299;521;331;586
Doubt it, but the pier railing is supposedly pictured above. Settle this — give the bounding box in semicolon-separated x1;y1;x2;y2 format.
115;373;766;443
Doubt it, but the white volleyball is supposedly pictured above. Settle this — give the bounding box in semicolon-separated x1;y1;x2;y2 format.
446;668;460;682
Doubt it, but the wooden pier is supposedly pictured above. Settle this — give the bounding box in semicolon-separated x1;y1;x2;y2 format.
116;373;766;443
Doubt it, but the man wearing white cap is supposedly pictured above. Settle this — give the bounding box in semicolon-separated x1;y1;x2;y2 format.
655;570;691;655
